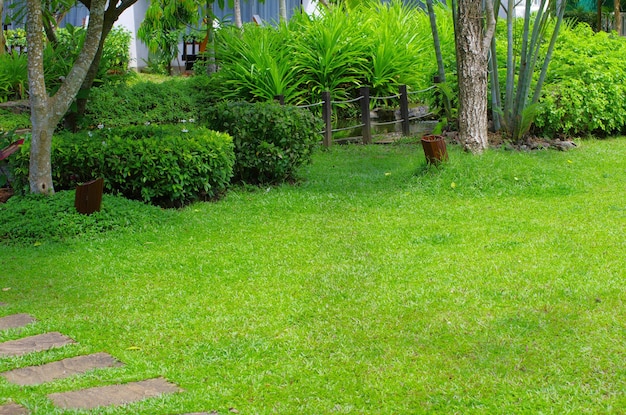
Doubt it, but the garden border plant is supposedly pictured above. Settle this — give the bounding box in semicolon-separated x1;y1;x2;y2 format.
9;124;235;207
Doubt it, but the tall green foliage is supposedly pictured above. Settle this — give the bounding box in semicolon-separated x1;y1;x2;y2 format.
361;0;432;98
215;24;303;103
288;8;368;102
491;0;566;142
535;23;626;135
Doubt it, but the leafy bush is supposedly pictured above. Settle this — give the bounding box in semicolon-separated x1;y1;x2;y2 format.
0;190;174;246
0;108;31;132
534;24;626;136
0;51;28;102
202;101;321;184
101;26;132;74
84;77;199;128
11;125;235;207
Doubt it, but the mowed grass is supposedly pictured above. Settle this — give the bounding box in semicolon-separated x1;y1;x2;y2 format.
1;138;625;414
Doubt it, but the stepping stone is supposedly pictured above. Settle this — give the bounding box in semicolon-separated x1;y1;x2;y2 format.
0;332;75;358
1;352;122;386
0;314;36;331
0;403;28;415
48;377;182;410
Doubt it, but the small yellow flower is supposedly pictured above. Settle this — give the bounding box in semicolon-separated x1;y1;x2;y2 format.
384;172;391;176
451;182;457;189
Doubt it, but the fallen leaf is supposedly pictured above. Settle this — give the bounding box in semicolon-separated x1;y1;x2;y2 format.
2;287;10;292
126;346;142;351
229;408;240;413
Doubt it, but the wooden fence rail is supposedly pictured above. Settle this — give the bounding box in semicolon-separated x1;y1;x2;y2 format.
275;84;436;147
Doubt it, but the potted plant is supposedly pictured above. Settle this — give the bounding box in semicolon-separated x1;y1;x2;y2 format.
421;118;448;165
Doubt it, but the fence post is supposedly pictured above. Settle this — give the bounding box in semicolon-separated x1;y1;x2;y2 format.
360;86;372;145
399;84;410;136
274;95;285;105
322;91;332;147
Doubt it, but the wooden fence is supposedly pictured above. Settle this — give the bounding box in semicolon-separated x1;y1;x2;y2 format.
275;84;437;147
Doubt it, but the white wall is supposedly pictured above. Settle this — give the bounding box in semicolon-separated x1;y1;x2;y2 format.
115;0;150;70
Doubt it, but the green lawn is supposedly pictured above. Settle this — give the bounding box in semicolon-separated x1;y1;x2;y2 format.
1;138;625;414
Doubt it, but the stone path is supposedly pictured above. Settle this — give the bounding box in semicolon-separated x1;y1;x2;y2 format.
49;378;182;410
0;403;29;415
0;314;36;331
1;352;122;386
0;332;75;358
0;310;211;414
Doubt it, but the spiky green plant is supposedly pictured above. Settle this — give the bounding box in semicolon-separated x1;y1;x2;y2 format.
360;0;433;100
288;8;368;102
215;24;304;103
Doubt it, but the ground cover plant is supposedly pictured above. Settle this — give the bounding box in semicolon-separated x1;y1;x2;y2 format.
1;138;625;413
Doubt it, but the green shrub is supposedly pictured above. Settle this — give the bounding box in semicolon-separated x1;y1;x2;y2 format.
0;190;174;246
101;26;132;74
0;108;31;132
11;125;235;207
534;24;626;136
84;77;199;128
0;51;28;101
202;101;321;184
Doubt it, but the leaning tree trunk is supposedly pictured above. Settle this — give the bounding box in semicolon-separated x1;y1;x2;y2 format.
27;0;106;194
454;0;496;154
67;0;138;129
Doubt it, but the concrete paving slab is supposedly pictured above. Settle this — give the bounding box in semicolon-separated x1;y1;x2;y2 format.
0;332;75;358
48;377;182;410
0;403;28;415
0;314;36;331
1;352;123;386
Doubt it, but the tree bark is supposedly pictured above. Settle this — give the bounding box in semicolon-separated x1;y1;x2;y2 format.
454;0;495;154
234;0;242;28
279;0;287;23
615;0;621;34
67;0;138;127
0;0;5;56
27;0;106;194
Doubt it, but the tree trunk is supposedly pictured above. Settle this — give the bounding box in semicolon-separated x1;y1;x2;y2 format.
0;0;5;55
234;0;242;28
279;0;287;23
454;0;495;154
597;0;602;32
27;0;106;194
67;0;138;128
616;0;621;34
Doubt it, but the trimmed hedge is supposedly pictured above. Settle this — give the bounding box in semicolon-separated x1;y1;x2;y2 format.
11;125;234;207
202;101;321;184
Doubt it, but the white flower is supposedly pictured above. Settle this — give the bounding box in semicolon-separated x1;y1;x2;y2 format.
188;118;195;123
88;131;93;137
97;124;104;129
144;121;151;126
182;128;189;133
180;119;187;123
